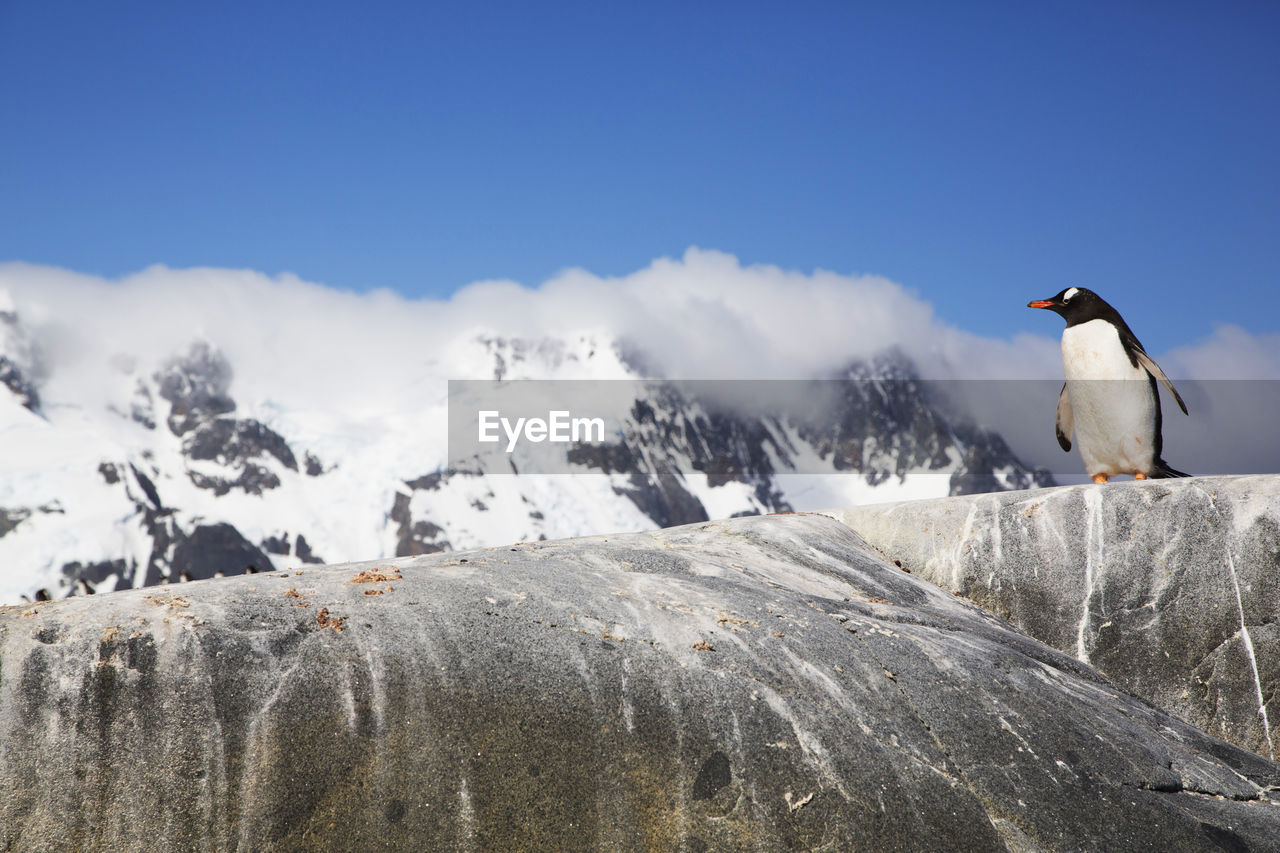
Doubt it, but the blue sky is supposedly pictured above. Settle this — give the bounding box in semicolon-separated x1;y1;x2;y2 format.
2;0;1277;353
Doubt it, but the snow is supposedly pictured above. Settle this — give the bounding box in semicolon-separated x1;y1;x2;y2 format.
764;424;960;510
777;472;955;512
0;322;682;602
682;475;764;520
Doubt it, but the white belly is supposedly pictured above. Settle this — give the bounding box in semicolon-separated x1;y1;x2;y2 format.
1061;320;1157;477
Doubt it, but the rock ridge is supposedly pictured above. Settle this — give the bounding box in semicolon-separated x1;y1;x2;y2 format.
3;511;1279;850
827;474;1280;762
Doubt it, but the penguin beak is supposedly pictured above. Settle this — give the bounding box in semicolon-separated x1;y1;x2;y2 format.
1027;299;1056;309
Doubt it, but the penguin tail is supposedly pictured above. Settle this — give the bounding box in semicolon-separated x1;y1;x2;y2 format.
1149;459;1191;479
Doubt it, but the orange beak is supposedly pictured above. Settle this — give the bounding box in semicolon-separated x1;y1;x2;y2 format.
1027;299;1055;309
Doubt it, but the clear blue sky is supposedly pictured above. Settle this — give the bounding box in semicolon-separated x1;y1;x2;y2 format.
2;0;1276;352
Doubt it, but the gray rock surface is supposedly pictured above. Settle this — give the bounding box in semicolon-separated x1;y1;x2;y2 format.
3;512;1279;851
826;474;1280;763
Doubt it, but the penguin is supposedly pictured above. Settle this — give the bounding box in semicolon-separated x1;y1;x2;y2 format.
1027;286;1189;483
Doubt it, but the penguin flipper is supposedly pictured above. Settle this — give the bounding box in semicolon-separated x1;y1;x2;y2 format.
1149;459;1191;479
1134;350;1189;415
1055;382;1073;451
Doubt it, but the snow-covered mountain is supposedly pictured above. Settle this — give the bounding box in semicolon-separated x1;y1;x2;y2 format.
0;297;1052;604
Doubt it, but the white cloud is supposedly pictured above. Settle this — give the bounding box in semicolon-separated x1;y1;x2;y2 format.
1164;324;1280;379
2;248;1052;394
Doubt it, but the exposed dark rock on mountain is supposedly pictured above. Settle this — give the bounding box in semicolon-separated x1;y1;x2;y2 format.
294;534;321;564
187;463;281;498
1;504;63;542
0;356;39;413
128;464;163;510
2;513;1277;850
167;522;273;582
612;468;713;529
828;474;1280;761
0;508;30;539
157;341;237;436
185;418;298;473
799;357;956;478
127;379;157;429
0;305;42;414
261;534;290;555
390;491;451;556
57;559;127;594
404;467;481;492
258;533;322;564
154;344;299;497
303;451;325;476
947;425;1047;496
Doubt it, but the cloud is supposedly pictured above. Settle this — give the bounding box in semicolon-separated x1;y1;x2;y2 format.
2;248;1050;389
1164;324;1280;379
1;249;1275;478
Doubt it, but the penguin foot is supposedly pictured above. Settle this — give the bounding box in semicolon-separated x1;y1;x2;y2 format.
1092;474;1109;484
1134;472;1148;481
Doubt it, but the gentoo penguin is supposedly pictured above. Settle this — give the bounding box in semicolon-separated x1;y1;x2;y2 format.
1028;286;1189;483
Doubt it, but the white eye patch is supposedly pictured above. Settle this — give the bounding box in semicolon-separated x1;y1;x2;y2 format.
1063;287;1079;301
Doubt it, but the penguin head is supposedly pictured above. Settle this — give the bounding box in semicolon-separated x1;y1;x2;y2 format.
1027;287;1113;324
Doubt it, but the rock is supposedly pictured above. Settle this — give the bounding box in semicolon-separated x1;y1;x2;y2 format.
168;522;275;582
0;302;43;414
57;559;127;593
184;418;299;474
389;492;452;556
0;355;40;413
1;504;65;542
156;342;236;437
293;534;322;565
97;462;121;486
152;343;300;498
2;513;1277;850
826;474;1280;761
0;508;30;539
129;464;163;510
611;467;712;529
303;451;325;477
